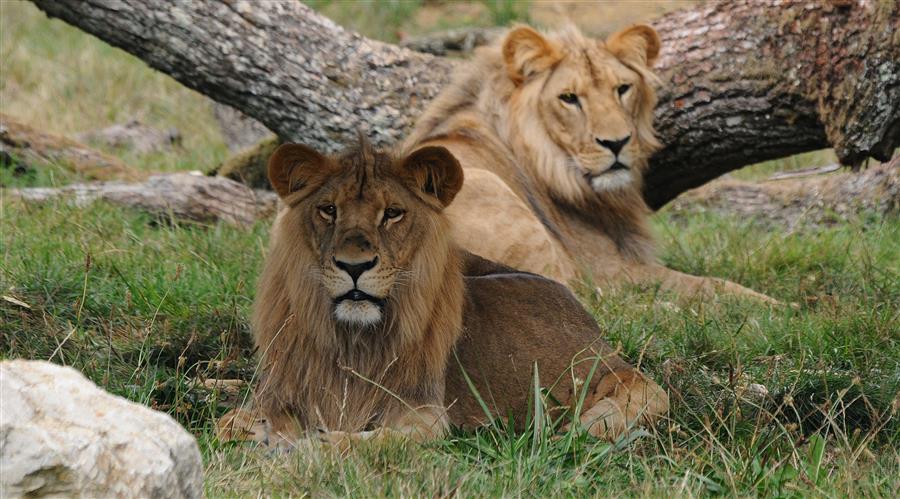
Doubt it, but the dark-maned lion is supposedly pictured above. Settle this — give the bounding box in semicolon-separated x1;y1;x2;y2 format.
217;140;667;446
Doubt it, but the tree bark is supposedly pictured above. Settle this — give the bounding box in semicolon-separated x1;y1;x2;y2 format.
30;0;899;209
668;159;898;228
10;173;278;227
648;0;899;208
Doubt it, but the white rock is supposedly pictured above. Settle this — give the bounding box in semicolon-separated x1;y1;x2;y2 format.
0;360;203;498
744;383;770;400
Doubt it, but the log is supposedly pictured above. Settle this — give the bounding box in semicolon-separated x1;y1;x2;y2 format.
647;0;899;208
9;172;278;227
767;164;840;181
30;0;452;157
30;0;900;208
1;113;141;182
668;158;899;228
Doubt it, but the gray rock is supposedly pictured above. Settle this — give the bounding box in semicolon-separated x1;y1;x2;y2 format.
0;360;203;499
76;120;182;154
212;103;274;153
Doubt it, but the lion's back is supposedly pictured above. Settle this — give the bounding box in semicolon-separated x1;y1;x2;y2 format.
447;265;630;429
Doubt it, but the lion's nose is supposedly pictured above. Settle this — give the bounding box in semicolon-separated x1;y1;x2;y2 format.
596;135;631;156
334;256;378;284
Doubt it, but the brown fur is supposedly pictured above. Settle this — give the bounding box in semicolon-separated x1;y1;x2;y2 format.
403;24;777;303
218;141;669;446
246;142;465;442
449;251;668;438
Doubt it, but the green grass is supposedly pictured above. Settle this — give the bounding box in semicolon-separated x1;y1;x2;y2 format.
301;0;530;44
0;150;81;189
3;196;897;496
303;0;424;43
3;0;898;496
729;149;839;181
0;200;263;427
481;0;532;26
0;1;228;174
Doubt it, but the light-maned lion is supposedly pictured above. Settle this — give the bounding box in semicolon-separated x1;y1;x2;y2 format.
403;24;776;303
217;141;668;446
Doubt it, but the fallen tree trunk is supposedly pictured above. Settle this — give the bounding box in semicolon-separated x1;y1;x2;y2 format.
9;173;278;227
31;0;900;209
647;0;899;208
13;159;893;232
668;159;899;228
1;113;141;182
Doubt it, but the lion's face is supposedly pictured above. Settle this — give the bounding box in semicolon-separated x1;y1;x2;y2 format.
267;143;463;327
539;52;650;192
503;25;662;202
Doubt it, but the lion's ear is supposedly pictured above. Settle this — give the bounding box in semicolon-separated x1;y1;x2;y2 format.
606;25;660;68
401;146;464;208
267;143;330;200
502;26;562;85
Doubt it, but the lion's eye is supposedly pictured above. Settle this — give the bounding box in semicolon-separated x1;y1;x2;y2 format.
383;207;404;224
318;204;336;220
617;84;632;97
558;93;580;106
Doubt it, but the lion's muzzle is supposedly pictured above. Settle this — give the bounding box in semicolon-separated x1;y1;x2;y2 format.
334;289;386;308
333;256;378;284
329;254;389;326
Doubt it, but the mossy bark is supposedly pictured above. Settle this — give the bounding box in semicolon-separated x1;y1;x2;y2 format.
1;113;140;182
209;136;280;190
31;0;899;208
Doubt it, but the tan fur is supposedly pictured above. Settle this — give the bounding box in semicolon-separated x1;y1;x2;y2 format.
403;24;776;303
241;142;465;444
218;142;669;447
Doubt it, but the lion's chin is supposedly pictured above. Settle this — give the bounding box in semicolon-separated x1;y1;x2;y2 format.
334;300;383;326
588;168;632;192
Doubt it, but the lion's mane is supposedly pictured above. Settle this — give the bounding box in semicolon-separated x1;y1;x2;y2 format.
405;25;662;262
252;147;465;433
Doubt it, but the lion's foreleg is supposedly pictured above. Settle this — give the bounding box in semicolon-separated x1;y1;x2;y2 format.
216;406;266;443
577;369;668;440
217;400;449;449
216;406;301;449
622;263;780;305
320;404;448;448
